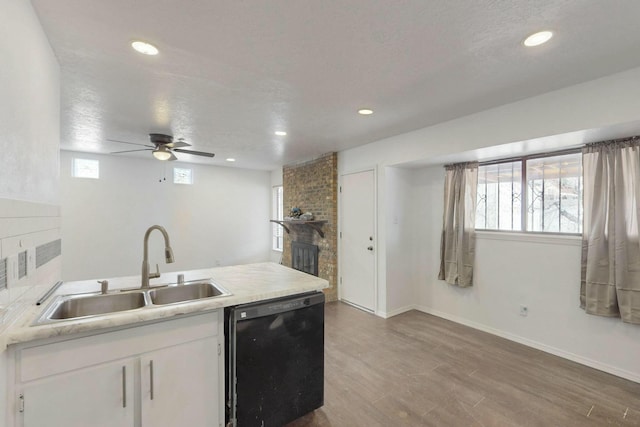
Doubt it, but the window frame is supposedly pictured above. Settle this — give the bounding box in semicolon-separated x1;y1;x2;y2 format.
173;167;194;185
475;148;583;236
272;185;284;251
72;158;100;179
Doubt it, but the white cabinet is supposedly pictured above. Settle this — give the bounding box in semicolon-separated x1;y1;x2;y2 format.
10;311;224;427
140;337;219;426
22;359;135;427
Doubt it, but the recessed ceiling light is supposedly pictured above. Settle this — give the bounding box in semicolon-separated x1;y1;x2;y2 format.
131;40;159;56
358;109;374;115
523;31;553;47
226;158;236;162
275;131;287;136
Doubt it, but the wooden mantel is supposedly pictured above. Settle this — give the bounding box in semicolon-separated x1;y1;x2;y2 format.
270;220;328;238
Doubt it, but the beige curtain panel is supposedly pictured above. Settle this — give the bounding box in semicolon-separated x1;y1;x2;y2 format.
581;137;640;324
439;162;478;287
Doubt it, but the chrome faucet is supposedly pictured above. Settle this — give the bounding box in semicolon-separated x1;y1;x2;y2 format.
141;225;175;289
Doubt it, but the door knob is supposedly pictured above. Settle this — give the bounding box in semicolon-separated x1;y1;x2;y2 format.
367;246;374;251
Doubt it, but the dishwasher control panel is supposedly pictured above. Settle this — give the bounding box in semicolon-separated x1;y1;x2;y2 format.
233;291;324;321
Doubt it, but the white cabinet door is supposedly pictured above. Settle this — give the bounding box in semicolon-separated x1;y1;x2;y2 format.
22;359;135;427
140;337;220;427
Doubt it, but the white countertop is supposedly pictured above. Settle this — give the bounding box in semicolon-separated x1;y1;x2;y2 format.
4;262;328;347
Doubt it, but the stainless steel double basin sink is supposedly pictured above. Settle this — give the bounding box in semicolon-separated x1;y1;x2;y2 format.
34;279;231;325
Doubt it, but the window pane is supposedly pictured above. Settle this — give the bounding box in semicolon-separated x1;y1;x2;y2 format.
272;186;284;250
476;161;522;231
72;158;99;179
526;153;582;233
173;168;193;184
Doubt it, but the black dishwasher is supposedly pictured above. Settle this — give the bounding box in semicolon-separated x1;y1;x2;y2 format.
225;292;325;427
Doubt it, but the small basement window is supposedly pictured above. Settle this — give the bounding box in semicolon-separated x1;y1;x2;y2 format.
476;150;582;234
173;167;193;185
72;158;99;179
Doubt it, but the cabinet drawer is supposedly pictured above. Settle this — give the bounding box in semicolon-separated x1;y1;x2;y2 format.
19;311;219;382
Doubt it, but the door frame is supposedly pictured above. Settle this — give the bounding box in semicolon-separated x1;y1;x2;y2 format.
338;166;378;314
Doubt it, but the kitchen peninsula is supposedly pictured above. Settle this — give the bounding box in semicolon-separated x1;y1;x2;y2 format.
2;262;328;427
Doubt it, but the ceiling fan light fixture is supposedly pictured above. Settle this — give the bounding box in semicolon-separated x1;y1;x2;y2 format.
131;40;159;56
153;146;172;160
358;108;374;115
110;133;213;160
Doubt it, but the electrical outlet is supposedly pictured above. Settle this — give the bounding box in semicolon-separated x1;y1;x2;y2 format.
519;305;528;317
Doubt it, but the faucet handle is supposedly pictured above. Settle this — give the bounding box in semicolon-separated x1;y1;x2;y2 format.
149;264;161;280
97;280;109;295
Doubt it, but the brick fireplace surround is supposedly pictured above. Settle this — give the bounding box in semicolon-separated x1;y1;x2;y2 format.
282;153;338;301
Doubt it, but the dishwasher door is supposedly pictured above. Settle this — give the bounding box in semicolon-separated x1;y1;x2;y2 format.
228;292;325;427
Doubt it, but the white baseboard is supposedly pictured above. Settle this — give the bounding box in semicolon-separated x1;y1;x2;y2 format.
377;305;417;319
415;305;640;384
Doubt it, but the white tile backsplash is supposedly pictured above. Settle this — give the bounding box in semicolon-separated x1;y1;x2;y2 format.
0;198;61;330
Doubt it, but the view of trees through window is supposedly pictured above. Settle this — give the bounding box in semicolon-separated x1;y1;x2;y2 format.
477;161;522;231
476;152;582;234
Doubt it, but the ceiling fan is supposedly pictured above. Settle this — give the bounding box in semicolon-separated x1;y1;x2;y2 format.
108;133;215;161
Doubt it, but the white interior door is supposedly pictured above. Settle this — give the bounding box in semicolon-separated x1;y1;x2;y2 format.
341;169;376;311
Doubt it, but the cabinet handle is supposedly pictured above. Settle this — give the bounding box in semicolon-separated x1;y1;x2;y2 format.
122;366;127;408
150;360;154;400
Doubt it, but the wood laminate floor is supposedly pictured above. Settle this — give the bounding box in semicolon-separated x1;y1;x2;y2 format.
287;302;640;427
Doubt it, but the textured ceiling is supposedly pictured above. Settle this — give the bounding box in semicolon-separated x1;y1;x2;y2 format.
31;0;640;170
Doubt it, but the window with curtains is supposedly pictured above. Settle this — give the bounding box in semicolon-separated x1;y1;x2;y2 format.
475;151;583;234
580;137;640;324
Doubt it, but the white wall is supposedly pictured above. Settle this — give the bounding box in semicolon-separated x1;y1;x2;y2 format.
339;66;640;382
383;167;417;317
60;151;272;281
411;166;640;382
0;2;61;426
0;1;60;204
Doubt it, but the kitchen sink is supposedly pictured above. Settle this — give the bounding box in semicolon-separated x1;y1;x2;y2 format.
34;278;231;325
149;280;230;305
40;292;147;321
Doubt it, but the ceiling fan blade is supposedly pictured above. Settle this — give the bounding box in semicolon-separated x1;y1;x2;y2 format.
168;152;178;161
107;138;154;148
166;139;191;149
110;148;154;154
173;148;215;158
